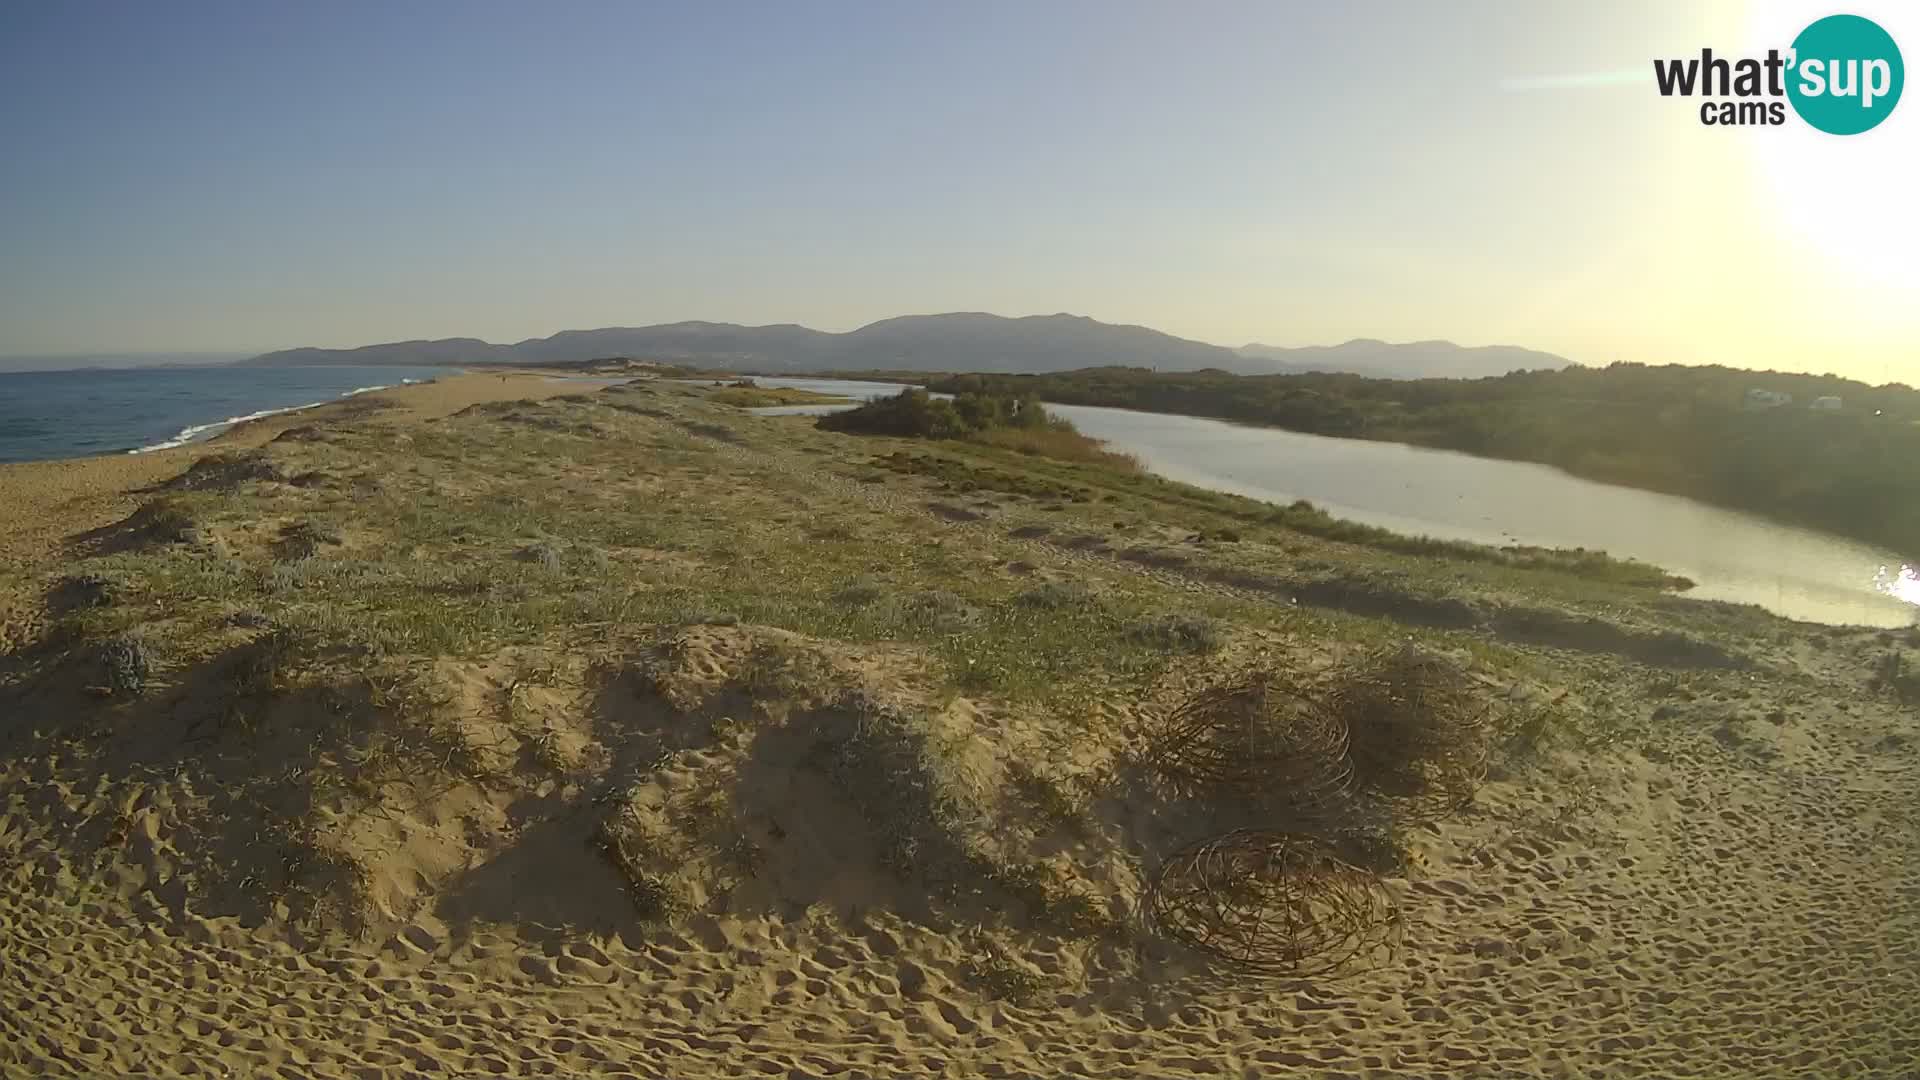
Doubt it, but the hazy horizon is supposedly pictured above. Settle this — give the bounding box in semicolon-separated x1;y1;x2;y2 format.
0;315;1910;390
0;317;1570;364
3;1;1915;382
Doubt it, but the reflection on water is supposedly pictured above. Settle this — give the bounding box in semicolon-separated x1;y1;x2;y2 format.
748;378;1919;628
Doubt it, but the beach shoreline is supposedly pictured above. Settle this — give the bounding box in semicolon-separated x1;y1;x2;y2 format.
123;376;438;455
0;371;622;644
2;374;1916;1078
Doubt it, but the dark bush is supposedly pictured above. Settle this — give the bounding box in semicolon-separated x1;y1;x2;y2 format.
513;542;564;572
50;573;120;613
276;519;344;561
121;499;204;547
161;451;285;492
818;388;1051;440
98;633;150;696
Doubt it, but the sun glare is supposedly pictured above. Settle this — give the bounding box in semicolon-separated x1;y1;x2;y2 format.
1743;2;1920;292
1879;564;1920;606
1749;120;1920;291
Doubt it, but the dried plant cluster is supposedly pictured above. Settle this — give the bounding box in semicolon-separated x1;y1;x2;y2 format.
1142;645;1492;975
1145;829;1398;977
1143;674;1353;818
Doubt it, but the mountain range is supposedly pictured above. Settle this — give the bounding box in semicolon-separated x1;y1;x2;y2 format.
242;313;1571;380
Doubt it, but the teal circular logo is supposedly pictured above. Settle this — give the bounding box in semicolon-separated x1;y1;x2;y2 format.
1788;14;1904;134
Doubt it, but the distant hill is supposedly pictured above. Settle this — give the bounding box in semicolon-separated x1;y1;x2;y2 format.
1235;339;1571;380
241;338;513;368
241;314;1569;379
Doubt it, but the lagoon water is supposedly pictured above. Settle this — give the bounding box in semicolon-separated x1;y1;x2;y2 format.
751;377;1919;628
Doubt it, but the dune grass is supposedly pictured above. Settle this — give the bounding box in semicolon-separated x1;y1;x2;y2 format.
864;437;1688;591
707;386;853;408
14;396;1313;712
968;425;1141;470
9;378;1728;726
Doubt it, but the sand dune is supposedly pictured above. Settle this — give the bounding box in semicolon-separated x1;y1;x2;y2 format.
4;689;1914;1077
2;376;1916;1078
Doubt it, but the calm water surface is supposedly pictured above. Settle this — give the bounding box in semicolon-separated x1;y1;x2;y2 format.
0;365;448;462
750;377;1919;628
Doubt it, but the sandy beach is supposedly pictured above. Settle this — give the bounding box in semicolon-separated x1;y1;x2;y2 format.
2;375;1916;1078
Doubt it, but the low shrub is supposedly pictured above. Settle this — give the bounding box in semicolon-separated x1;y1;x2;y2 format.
49;572;120;613
1125;614;1222;654
98;633;151;696
1015;581;1096;610
161;450;285;492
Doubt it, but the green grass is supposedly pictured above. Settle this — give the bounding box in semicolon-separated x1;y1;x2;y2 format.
922;365;1920;558
12;385;1728;731
968;425;1141;470
16;398;1294;711
867;438;1687;590
707;386;853;408
818;388;1135;471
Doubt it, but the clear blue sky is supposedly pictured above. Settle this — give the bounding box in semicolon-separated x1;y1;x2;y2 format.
1;1;1914;379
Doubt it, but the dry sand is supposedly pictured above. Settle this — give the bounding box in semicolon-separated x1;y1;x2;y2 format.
2;377;1917;1079
3;662;1915;1079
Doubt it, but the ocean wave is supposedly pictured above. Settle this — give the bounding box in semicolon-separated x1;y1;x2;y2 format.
126;380;416;455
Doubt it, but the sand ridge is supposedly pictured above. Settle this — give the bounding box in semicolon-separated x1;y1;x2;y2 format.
2;377;1917;1078
4;691;1914;1078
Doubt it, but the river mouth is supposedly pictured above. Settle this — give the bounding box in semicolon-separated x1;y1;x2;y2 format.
744;377;1919;629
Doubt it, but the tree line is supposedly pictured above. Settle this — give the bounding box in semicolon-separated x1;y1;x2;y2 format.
920;363;1920;556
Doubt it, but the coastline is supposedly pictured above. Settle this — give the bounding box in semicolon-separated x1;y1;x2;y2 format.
124;376;437;455
2;373;1915;1078
0;370;615;584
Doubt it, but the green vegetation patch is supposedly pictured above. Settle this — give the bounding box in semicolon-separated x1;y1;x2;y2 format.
818;388;1138;470
926;365;1920;555
865;435;1681;591
706;383;854;408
